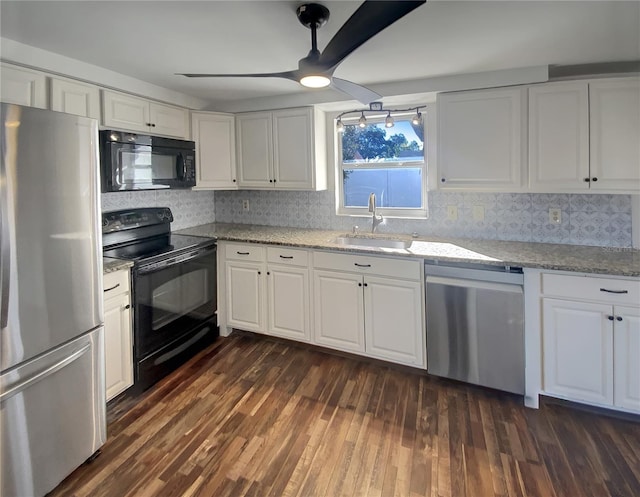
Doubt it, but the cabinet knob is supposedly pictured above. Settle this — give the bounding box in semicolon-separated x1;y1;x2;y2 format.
124;304;131;310
591;177;598;182
151;123;156;127
363;283;368;287
616;316;623;321
607;315;614;321
267;271;270;275
232;179;236;182
441;178;446;183
584;178;590;182
358;282;362;287
258;271;261;275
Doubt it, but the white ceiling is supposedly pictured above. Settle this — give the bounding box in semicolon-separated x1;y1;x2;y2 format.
1;0;639;108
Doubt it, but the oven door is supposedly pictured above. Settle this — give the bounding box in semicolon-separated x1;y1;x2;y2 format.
105;142;195;191
134;245;217;360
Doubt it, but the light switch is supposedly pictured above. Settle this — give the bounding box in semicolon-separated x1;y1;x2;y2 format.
549;208;561;224
243;199;250;212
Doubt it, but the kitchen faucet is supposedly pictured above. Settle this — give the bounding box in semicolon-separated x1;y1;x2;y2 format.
368;192;384;233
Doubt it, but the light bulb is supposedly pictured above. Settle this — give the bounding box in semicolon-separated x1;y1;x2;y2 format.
411;111;422;126
299;75;331;88
336;118;344;132
358;112;367;128
385;112;394;128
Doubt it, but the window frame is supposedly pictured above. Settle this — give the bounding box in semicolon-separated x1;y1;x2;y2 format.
336;112;428;219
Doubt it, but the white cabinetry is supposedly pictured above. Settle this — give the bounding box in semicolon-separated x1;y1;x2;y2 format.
1;62;47;108
312;251;424;367
528;77;640;192
437;87;526;191
221;243;311;342
191;111;237;189
236;107;327;190
539;272;640;413
50;77;100;119
103;269;133;401
102;90;189;138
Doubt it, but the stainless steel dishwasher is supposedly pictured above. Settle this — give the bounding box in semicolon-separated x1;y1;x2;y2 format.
425;261;524;394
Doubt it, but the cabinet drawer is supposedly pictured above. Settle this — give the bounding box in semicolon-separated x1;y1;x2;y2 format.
103;269;129;298
542;273;640;305
267;246;309;266
313;250;421;280
225;243;265;262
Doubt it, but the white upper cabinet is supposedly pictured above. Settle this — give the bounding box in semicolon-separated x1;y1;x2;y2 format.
528;76;640;193
236;107;327;190
50;77;100;119
589;77;640;191
528;81;589;191
191;111;237;190
102;90;189;138
1;63;47;108
437;87;526;191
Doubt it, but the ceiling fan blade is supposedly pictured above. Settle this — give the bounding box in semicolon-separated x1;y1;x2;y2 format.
178;70;300;81
331;77;382;105
319;1;426;71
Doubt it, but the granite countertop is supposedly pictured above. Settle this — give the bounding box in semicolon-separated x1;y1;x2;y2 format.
176;223;640;278
103;257;134;274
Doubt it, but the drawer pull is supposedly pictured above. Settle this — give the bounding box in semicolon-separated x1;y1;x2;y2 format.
279;255;294;259
354;263;371;268
236;251;250;255
600;288;628;294
104;283;120;292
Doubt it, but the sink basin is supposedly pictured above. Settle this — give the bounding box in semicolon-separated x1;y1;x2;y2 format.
333;236;412;250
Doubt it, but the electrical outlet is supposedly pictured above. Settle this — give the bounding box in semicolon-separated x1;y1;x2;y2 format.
549;208;561;224
242;199;250;212
472;205;485;221
447;205;458;221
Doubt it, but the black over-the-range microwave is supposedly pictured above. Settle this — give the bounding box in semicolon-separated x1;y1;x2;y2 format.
100;130;196;192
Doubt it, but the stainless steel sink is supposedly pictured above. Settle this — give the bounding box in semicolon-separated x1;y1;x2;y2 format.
333;236;412;250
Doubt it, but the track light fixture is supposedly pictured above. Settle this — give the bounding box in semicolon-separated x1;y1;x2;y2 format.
335;104;425;131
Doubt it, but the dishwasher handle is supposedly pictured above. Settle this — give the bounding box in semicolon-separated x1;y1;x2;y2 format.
426;275;523;294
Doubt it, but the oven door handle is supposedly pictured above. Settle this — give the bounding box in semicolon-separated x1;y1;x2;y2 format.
136;245;216;275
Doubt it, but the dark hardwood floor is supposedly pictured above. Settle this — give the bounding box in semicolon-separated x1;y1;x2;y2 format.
49;332;640;497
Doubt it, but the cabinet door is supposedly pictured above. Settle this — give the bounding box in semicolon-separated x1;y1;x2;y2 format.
0;63;47;108
272;108;314;189
364;276;424;367
50;77;100;119
589;78;640;191
102;91;150;133
542;298;613;406
236;112;273;187
613;305;640;412
191;112;237;189
267;265;310;342
104;292;133;401
226;261;264;332
528;82;589;191
149;102;188;139
437;87;525;191
313;270;365;353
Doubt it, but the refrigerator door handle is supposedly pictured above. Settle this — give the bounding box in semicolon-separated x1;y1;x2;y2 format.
0;343;91;403
0;140;10;330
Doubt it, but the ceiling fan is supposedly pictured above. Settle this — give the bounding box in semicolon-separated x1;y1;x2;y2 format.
178;1;426;104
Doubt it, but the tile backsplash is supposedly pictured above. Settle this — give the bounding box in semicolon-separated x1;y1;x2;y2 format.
214;190;633;248
100;189;633;248
102;190;216;231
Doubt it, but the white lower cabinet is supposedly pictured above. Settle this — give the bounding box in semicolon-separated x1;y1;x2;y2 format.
222;243;311;341
313;251;424;368
103;269;133;402
540;272;640;413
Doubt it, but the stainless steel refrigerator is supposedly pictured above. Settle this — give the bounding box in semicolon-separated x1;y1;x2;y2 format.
0;104;106;497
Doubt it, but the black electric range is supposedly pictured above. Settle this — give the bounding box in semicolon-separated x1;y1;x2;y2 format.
102;207;218;393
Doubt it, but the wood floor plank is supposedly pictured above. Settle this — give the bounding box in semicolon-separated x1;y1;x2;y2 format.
47;332;640;497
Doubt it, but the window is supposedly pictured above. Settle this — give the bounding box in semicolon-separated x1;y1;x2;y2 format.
337;115;427;218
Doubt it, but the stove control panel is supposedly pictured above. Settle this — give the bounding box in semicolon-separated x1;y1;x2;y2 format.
102;207;173;233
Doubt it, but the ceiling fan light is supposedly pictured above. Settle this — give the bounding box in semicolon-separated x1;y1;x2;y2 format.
358;112;367;128
299;75;331;88
385;112;394;128
336;118;344;132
